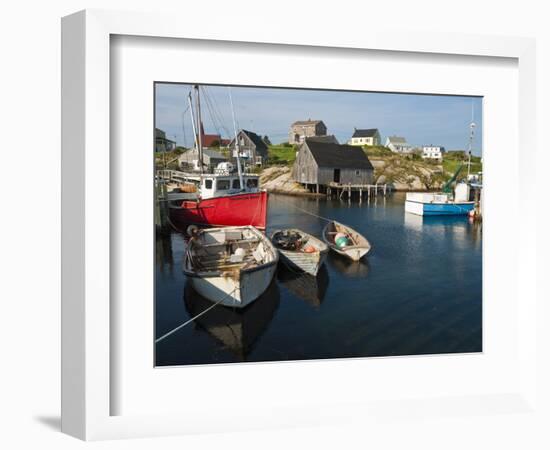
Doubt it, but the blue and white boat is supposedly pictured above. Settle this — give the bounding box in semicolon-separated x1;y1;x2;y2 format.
406;111;479;217
405;191;475;216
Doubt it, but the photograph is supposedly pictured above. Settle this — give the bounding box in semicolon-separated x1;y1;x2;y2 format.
154;83;483;366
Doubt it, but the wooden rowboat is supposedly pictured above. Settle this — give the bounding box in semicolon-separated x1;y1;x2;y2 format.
270;228;328;276
322;221;371;262
183;226;278;308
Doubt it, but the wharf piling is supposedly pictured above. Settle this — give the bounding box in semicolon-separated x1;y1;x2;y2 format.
155;181;170;233
305;182;391;201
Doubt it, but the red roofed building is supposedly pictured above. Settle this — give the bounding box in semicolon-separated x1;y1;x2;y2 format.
197;123;230;148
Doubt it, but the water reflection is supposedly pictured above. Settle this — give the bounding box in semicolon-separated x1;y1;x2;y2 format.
155;233;174;275
277;264;329;309
326;252;370;278
404;212;482;245
183;280;280;361
156;193;482;366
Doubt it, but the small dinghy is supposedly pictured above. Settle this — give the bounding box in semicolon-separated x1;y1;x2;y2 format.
183;226;278;308
322;221;371;262
271;228;328;276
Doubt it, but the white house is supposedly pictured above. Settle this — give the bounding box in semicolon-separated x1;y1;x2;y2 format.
422;145;445;160
348;128;381;146
385;136;413;153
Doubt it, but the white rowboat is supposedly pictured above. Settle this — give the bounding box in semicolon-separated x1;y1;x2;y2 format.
322;221;371;262
183;226;278;308
271;229;328;276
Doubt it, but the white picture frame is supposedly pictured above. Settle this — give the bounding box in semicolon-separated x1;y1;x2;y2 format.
61;9;539;441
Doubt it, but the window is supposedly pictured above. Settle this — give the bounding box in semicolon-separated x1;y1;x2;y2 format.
246;178;258;188
232;179;241;189
355;170;360;176
204;179;213;189
217;179;230;190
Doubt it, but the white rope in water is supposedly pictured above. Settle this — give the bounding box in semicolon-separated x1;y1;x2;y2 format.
279;197;332;223
155;288;237;344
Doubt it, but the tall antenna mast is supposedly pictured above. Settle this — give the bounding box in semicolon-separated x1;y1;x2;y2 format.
228;87;244;190
195;85;204;175
467;101;476;178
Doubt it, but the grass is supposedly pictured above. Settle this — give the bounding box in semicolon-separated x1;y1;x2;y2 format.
363;145;394;157
442;154;482;181
367;148;483;189
267;144;298;165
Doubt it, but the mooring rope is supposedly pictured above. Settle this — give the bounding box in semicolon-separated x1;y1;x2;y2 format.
155;288;238;344
278;197;333;223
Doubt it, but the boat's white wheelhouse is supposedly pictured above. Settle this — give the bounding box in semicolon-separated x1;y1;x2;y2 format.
200;174;260;199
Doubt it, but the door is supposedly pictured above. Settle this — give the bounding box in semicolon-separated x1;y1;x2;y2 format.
333;169;341;183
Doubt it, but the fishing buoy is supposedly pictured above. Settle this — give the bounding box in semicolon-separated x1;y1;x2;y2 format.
335;232;346;241
335;236;348;248
234;248;246;257
303;245;316;253
468;210;475;218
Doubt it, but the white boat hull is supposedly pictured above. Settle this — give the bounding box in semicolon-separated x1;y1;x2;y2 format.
188;263;277;308
329;246;369;262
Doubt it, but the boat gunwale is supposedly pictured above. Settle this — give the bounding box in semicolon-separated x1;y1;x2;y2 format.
183;225;279;278
183;257;278;278
270;228;328;254
405;199;475;206
322;220;371;253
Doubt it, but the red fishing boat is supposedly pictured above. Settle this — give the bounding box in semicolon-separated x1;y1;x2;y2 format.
167;173;268;232
165;85;268;234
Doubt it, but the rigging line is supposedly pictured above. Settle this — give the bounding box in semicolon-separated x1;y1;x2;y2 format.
201;87;218;133
155;287;238;344
204;87;224;130
202;87;225;138
210;88;231;139
278;197;332;223
181;102;192;148
182;88;193;147
208;86;230;134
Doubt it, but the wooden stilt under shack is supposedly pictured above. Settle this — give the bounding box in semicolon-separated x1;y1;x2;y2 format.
294;176;391;202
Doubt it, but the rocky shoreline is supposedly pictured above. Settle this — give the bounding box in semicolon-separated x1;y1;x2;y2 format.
259;163;443;197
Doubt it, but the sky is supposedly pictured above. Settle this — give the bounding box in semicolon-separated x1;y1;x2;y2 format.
155;83;483;156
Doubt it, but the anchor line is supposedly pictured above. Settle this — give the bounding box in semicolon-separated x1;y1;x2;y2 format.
155;288;238;344
276;197;333;223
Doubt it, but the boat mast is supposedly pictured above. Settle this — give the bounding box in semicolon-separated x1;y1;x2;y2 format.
187;92;199;152
195;85;204;175
228;87;244;190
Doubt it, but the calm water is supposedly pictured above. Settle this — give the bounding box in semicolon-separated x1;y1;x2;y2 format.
155;192;482;366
